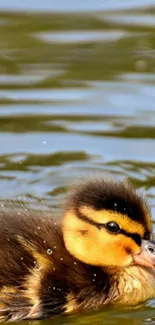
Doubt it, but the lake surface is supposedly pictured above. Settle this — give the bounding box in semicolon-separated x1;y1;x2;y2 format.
0;0;155;324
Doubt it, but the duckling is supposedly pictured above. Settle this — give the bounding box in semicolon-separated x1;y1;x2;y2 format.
0;178;155;321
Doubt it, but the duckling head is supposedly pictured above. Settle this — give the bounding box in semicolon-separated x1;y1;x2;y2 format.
63;178;155;270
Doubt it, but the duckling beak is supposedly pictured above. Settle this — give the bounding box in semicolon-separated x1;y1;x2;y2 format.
133;240;155;269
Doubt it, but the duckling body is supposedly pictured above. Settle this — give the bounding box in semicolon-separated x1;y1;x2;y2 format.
0;179;155;321
0;210;112;320
0;210;110;320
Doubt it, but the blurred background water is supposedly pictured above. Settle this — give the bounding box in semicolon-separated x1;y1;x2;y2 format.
0;0;155;324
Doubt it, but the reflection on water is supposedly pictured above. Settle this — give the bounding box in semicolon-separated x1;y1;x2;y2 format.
0;1;155;324
36;30;127;43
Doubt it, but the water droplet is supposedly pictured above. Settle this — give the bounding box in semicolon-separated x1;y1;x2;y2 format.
37;226;41;230
53;287;56;290
25;208;27;211
94;273;96;277
17;212;21;215
43;240;46;244
21;257;24;260
60;257;63;261
1;204;4;207
54;246;56;249
35;263;41;271
42;140;47;145
7;237;10;241
53;267;56;271
93;279;95;282
47;249;53;255
114;203;117;208
74;261;77;265
54;222;57;225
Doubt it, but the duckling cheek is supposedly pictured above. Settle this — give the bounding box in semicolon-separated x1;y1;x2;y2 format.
105;238;141;267
126;242;141;256
100;243;132;267
113;245;133;266
122;242;141;265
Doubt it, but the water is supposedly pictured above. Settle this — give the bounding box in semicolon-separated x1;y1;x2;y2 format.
0;1;155;324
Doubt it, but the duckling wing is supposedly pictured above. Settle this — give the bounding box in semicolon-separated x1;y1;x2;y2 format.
0;290;34;321
0;207;65;320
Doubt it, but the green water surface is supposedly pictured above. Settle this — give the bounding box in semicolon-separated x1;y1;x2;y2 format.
0;1;155;324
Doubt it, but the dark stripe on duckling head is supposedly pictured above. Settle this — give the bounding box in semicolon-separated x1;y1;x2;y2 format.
120;229;141;246
77;211;141;246
69;179;150;230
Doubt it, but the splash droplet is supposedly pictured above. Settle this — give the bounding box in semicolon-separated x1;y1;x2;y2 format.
35;263;41;271
47;249;53;255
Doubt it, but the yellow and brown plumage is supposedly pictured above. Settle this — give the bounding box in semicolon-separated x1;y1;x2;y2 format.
0;178;155;321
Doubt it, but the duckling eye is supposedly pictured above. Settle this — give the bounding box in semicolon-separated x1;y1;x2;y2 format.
105;222;121;234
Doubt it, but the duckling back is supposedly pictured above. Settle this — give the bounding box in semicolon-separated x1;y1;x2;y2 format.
0;208;66;320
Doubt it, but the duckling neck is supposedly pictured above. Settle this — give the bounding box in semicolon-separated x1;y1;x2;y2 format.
63;261;118;313
64;258;155;312
113;265;155;306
